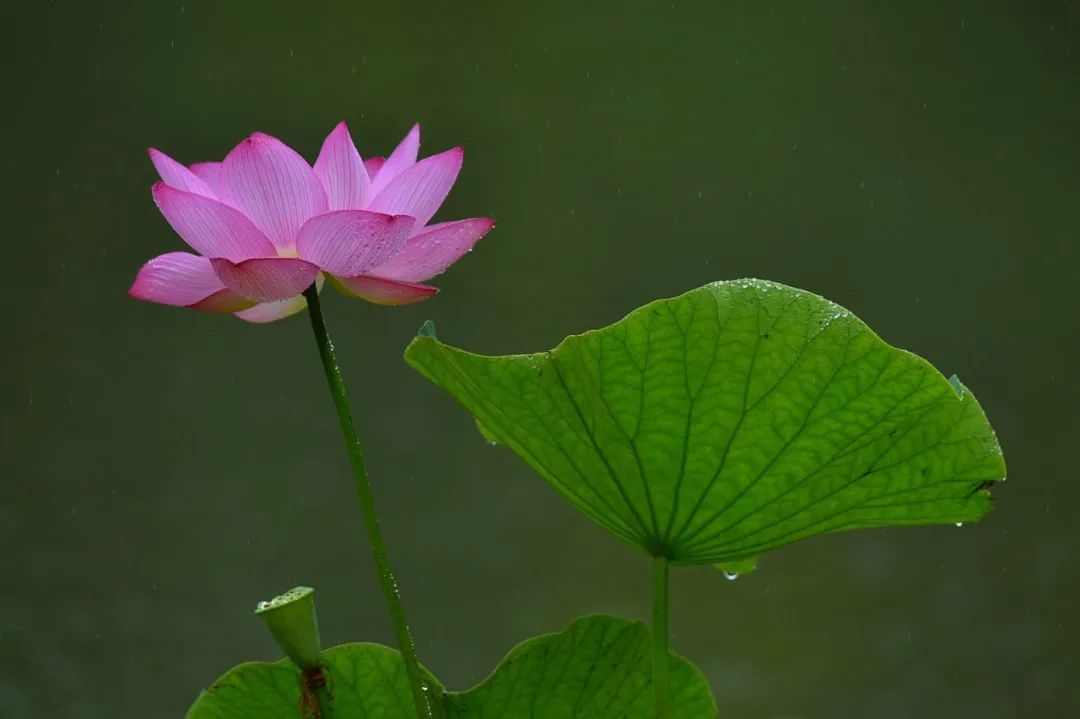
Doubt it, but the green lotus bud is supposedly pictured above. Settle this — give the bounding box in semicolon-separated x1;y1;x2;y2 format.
255;586;322;670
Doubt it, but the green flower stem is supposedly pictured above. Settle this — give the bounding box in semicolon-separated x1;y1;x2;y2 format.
302;285;432;719
307;668;335;719
316;687;334;719
652;555;670;719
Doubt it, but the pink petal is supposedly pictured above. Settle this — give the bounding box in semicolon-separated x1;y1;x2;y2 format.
148;149;216;198
363;156;385;180
296;210;414;277
128;252;256;313
234;295;308;323
219;132;328;252
234;275;325;323
190;162;224;197
369;124;419;195
191;289;258;313
368;218;494;283
314;122;371;210
152;184;275;262
368;148;463;228
330;274;438;306
210;257;320;302
129;252;224;306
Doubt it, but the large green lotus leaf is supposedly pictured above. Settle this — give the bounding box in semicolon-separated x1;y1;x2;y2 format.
447;614;715;718
405;279;1005;565
186;615;716;718
186;640;444;718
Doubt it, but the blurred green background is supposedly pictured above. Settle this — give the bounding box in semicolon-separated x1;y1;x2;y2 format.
4;1;1077;716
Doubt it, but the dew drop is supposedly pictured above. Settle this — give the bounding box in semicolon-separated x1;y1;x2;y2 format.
723;571;739;581
955;522;964;528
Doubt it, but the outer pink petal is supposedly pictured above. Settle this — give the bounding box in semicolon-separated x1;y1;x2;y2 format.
234;275;325;323
190;162;224;197
296;210;414;277
191;289;258;313
234;295;308;323
148;149;216;198
369;124;419;195
129;252;224;306
314;122;371;210
210;257;320;302
368;218;494;283
363;156;385;180
368;148;463;228
219;133;328;251
152;183;275;261
129;252;255;312
330;274;438;306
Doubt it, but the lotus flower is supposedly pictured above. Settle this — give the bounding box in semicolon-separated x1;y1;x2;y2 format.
129;123;494;322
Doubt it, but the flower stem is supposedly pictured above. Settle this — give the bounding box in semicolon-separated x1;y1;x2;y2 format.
314;684;334;719
652;555;670;719
302;285;432;719
303;667;335;719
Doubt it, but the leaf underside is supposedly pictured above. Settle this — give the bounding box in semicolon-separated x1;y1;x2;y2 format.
405;279;1005;565
186;615;717;718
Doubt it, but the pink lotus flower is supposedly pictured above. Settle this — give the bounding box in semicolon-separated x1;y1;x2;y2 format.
129;123;495;322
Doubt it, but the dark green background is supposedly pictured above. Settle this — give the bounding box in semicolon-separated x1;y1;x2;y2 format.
4;1;1077;717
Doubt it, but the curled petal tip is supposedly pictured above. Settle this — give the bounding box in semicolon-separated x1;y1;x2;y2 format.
324;121;352;142
246;131;280;145
127;270;160;300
